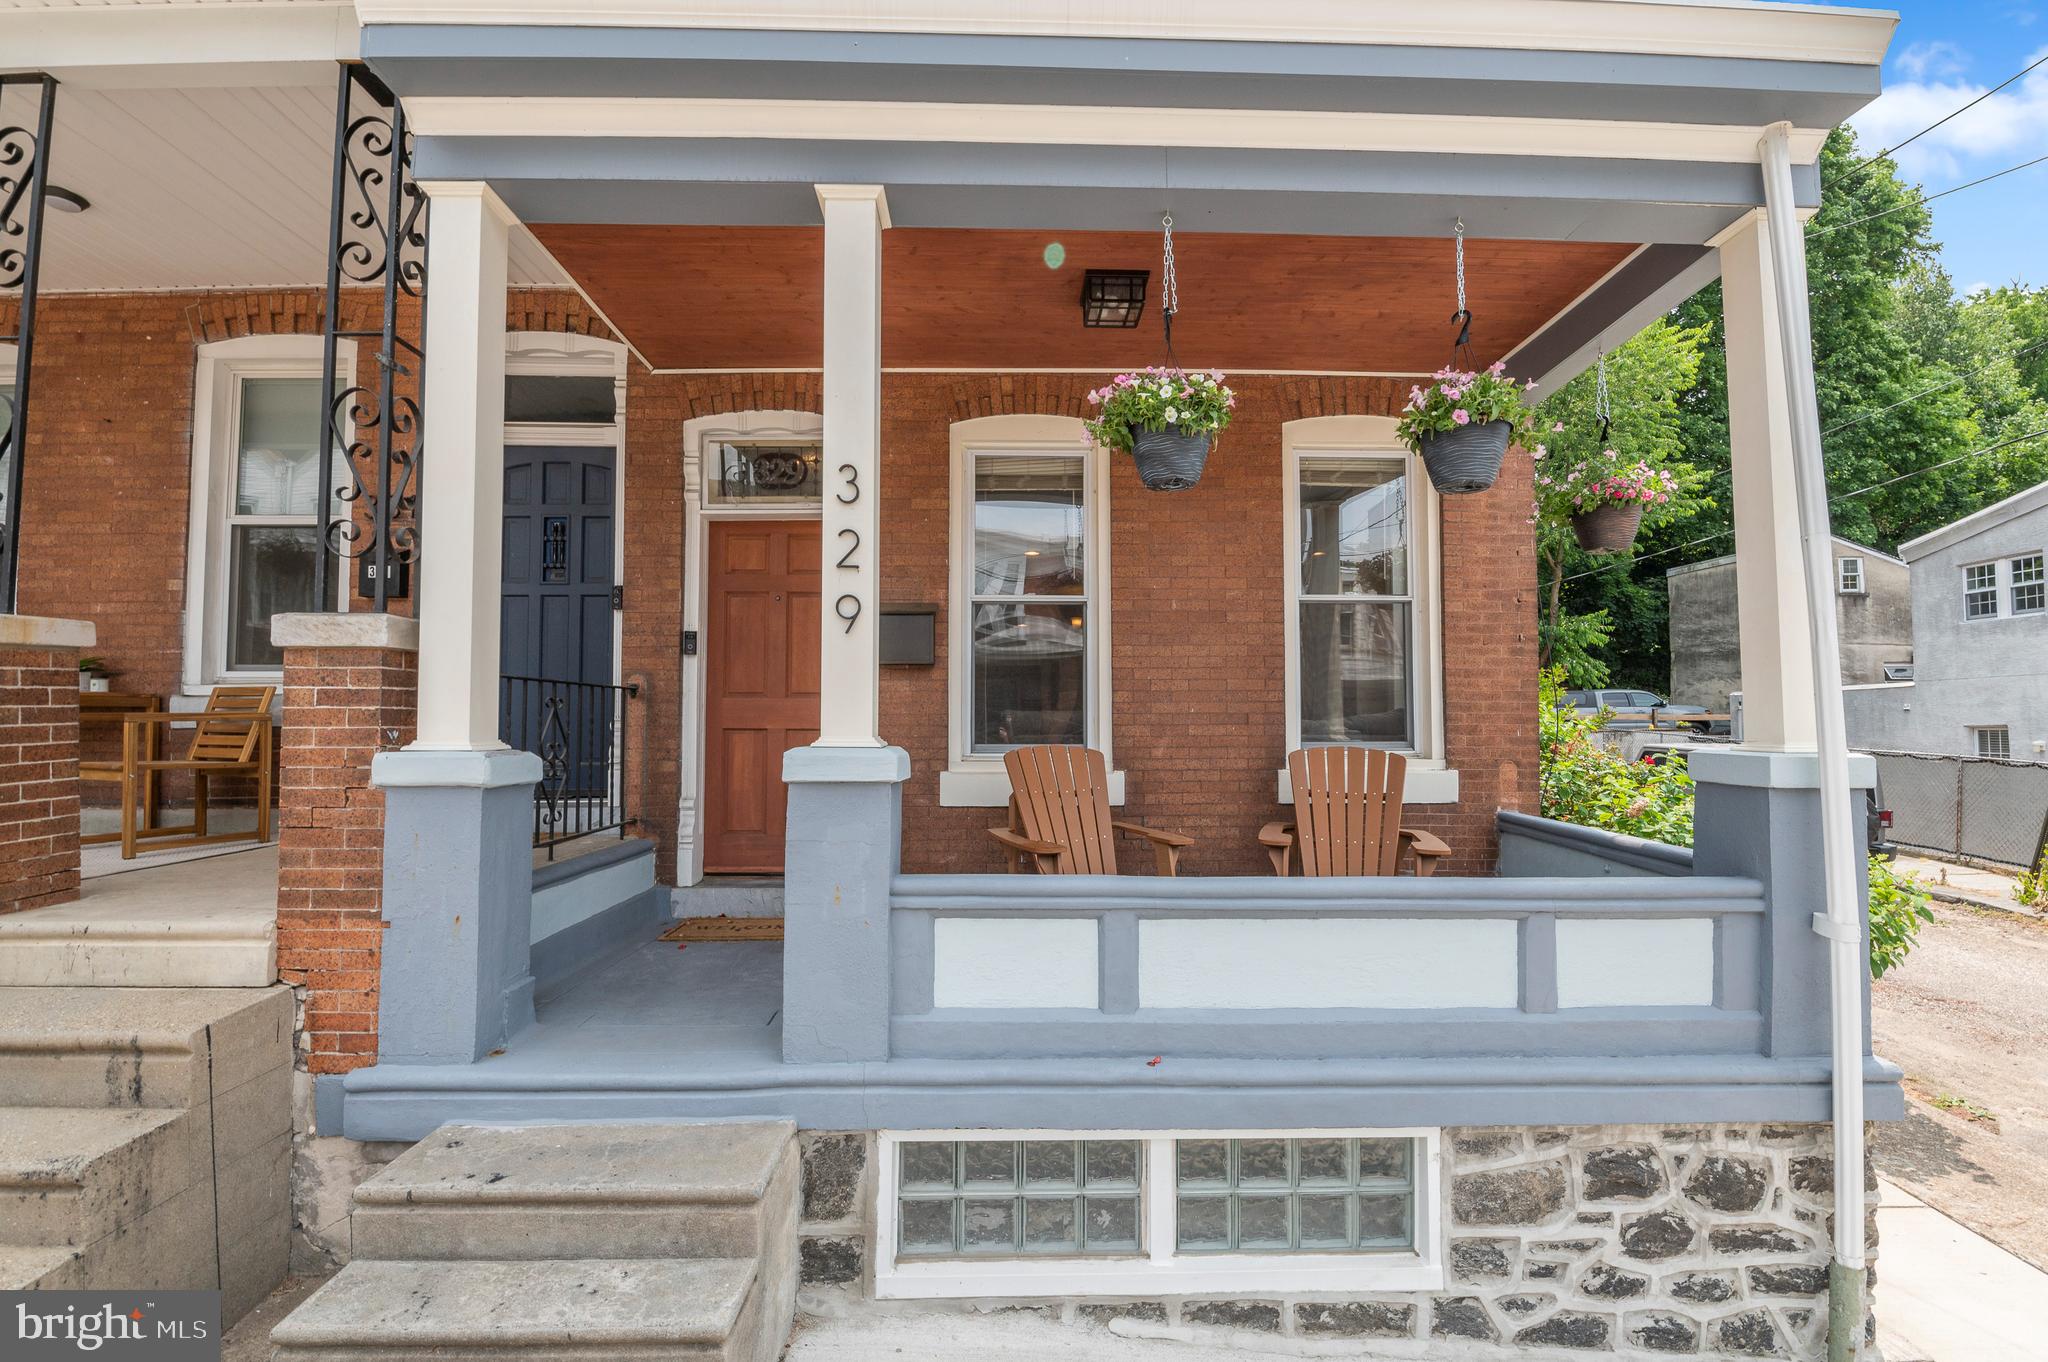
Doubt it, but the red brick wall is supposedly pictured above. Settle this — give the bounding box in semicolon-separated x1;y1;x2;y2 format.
0;643;85;913
10;288;1537;892
274;642;417;1074
618;372;1535;879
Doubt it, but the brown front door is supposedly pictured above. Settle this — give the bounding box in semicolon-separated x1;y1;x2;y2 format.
703;520;821;873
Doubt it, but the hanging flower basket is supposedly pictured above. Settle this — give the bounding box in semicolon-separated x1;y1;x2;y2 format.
1558;458;1676;556
1570;501;1646;555
1397;362;1532;496
1415;421;1514;495
1085;367;1236;493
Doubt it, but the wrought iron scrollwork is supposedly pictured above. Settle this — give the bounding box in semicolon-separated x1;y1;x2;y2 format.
534;692;572;840
0;74;57;613
316;64;427;612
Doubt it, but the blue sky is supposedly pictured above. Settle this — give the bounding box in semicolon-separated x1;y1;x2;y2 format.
1828;0;2048;291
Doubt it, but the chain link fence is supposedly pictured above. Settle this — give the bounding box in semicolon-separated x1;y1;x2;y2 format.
1869;750;2048;868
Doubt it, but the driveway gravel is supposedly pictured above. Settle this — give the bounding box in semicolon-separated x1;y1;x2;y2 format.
1871;900;2048;1271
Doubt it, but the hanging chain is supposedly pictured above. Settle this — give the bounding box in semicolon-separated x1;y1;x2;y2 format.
1159;213;1180;370
1454;218;1467;316
1449;218;1473;361
1594;344;1614;446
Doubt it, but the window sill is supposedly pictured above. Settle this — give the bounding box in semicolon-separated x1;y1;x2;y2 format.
875;1251;1442;1300
1277;764;1459;805
939;765;1126;809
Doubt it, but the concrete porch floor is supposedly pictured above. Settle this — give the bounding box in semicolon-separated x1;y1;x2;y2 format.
0;844;278;987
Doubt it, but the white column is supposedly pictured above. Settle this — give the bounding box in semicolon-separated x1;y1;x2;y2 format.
1717;210;1817;751
814;184;889;748
412;181;513;751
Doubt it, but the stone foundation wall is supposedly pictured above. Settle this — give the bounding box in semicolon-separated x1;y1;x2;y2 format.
796;1123;1874;1361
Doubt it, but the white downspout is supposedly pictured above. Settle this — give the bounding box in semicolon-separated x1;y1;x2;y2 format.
1757;122;1868;1360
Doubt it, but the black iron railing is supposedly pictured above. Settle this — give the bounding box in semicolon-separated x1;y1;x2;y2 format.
500;674;639;856
1;73;58;614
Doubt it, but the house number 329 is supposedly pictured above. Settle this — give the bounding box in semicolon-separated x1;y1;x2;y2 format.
835;463;862;632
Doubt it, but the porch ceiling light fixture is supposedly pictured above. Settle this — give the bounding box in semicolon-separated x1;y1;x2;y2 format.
1080;269;1148;328
41;185;90;214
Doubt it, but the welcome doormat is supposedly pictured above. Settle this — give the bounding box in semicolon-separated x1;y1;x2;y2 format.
659;916;785;942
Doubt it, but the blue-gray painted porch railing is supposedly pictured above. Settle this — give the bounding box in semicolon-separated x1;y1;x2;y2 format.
887;872;1771;1062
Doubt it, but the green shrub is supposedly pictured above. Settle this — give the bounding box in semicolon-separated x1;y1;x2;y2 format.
1537;667;1925;978
2017;850;2048;910
1537;668;1695;845
1868;860;1934;979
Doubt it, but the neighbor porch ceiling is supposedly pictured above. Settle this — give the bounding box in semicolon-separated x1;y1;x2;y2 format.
528;226;1635;374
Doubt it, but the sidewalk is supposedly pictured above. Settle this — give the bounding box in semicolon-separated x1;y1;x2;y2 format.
1891;853;2041;918
1875;1178;2048;1361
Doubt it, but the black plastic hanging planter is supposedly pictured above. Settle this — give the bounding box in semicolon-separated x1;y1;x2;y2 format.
1417;421;1512;495
1130;427;1213;491
1567;350;1644;554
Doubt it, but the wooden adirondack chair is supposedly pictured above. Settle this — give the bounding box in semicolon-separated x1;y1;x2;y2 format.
988;745;1195;876
1259;747;1450;877
80;684;276;860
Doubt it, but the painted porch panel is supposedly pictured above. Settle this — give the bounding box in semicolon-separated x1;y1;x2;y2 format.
931;917;1099;1009
1554;917;1715;1009
1136;917;1518;1010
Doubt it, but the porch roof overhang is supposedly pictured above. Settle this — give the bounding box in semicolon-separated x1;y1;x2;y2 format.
364;0;1890;389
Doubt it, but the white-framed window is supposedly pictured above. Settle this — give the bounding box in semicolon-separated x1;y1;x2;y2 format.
1973;726;2012;760
2011;553;2045;615
181;336;351;689
875;1128;1442;1300
1963;561;2000;620
1281;416;1449;803
943;415;1112;808
1837;556;1865;594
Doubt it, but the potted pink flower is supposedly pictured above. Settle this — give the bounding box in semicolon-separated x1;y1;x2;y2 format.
1395;361;1532;494
1084;367;1236;491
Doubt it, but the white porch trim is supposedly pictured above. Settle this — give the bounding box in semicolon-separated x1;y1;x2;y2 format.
353;0;1895;67
814;183;889;749
411;179;514;751
401;96;1833;167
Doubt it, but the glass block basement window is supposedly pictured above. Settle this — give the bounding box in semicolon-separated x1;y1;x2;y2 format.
897;1140;1143;1256
1176;1137;1415;1253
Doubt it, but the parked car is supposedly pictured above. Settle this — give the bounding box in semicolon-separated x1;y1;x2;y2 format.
1560;687;1722;734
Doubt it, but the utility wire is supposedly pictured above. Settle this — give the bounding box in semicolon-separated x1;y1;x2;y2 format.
1823;335;2048;439
1824;51;2048;190
1812;151;2048;237
1555;424;2048;585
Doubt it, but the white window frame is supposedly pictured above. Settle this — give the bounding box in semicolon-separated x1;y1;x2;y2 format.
1836;556;1864;595
874;1127;1443;1300
942;415;1116;809
181;335;352;695
1972;726;2011;760
1280;416;1451;805
1962;560;2000;621
2009;552;2045;616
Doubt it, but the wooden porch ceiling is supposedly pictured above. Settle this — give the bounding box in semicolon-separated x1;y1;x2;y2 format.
527;226;1635;373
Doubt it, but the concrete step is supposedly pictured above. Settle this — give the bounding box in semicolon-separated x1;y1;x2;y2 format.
0;1243;84;1291
351;1120;799;1263
0;1106;208;1248
0;985;291;1109
671;878;783;920
0;901;276;989
271;1257;770;1362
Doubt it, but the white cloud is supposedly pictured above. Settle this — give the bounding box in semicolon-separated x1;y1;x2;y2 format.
1849;46;2048;183
1894;40;1969;81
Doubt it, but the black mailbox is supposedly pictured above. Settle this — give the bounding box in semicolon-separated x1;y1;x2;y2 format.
879;603;937;666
